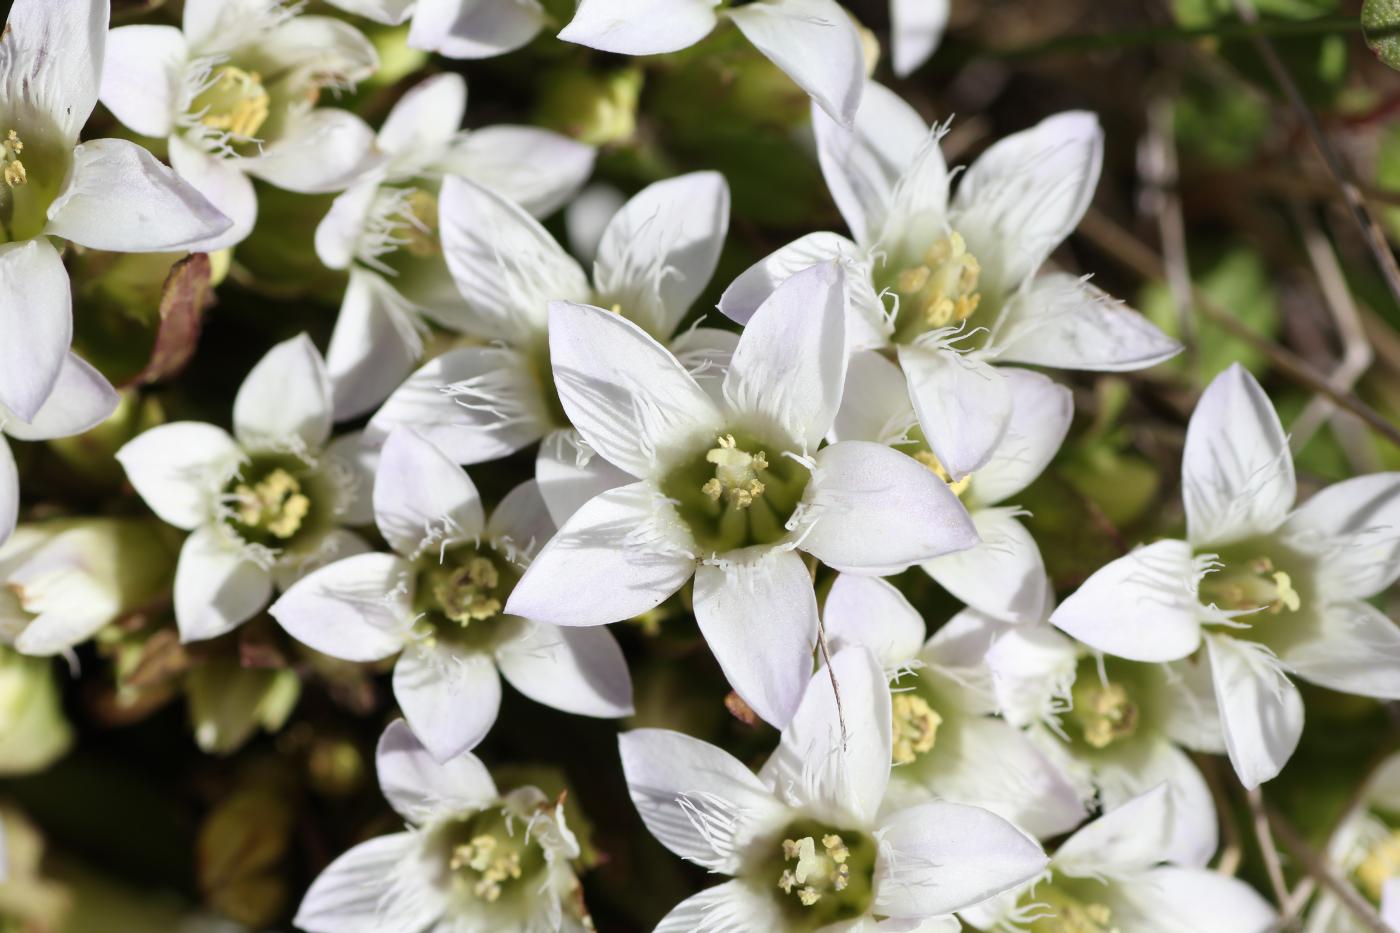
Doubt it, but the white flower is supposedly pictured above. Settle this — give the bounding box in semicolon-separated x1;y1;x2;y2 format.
296;719;592;933
314;72;596;419
0;0;231;423
269;427;633;762
834;349;1071;623
1051;363;1400;789
365;168;735;526
503;261;977;727
821;573;1087;840
720;84;1180;478
99;0;382;251
116;334;374;643
890;0;949;77
961;784;1275;933
1306;752;1400;932
621;645;1048;931
323;0;547;59
0;353;118;547
557;0;866;125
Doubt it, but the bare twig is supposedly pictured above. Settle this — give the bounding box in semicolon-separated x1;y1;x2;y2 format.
1268;805;1391;933
1140;93;1198;370
813;610;847;749
1249;787;1293;907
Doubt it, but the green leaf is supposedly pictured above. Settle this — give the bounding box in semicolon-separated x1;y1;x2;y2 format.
1363;0;1400;69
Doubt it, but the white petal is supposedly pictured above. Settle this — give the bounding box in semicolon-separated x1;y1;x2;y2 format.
984;619;1080;729
1283;472;1400;600
3;353;117;442
890;0;949;77
497;621;633;717
98;25;186;139
378;73;466;158
1207;633;1303;790
653;880;787;933
566;183;625;264
558;0;718;54
365;344;552;465
373;427;484;558
485;477;556;550
439;176;588;343
802;440;978;574
1110;866;1276;933
1159;656;1227;755
504;482;696;627
0;440;14;546
535;429;633;528
831;349;916;445
897;343;1011;480
167;136;259;252
723;261;847;450
989;273;1181;372
174;526;273;642
1049;540;1202;662
326;268;424;421
254;14;380;86
968;368;1072;506
45;139;231;251
295;832;441;933
115;423;242;530
233;334;332;451
324;0;415;24
671;326;742;406
594;172;729;339
377;718;497;825
1280;600;1400;700
813;81;930;248
315;178;378;271
1183;365;1295;548
243;109;381;194
950;111;1103;291
693;550;818;729
0;239;72;423
409;0;546;59
1096;741;1219;868
268;553;413;661
1054;783;1172;878
823;573;926;669
550;300;722;478
1;0;105;139
762;645;891;824
395;639;500;762
922;508;1048;624
873;801;1047;918
726;0;864;125
442;126;596;218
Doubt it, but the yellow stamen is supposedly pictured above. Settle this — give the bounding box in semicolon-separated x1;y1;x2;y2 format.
2;130;26;188
891;693;942;764
894;231;982;330
197;67;271;140
1357;830;1400;903
778;835;852;907
1076;681;1138;750
914;450;972;497
233;469;310;539
433;556;503;625
703;435;768;509
451;832;524;903
399;189;440;257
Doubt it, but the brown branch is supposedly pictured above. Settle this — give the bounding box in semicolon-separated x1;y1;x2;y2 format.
1248;787;1292;907
1267;805;1391;933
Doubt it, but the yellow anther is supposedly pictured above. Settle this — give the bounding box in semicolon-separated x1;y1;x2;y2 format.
891;693;942;764
778;834;854;908
894;231;982;330
1077;681;1138;750
914;450;971;497
451;832;525;903
822;834;849;864
233;469;310;540
798;887;822;906
433;555;503;625
1204;555;1303;616
2;130;26;188
1357;830;1400;903
197;67;271;140
1272;571;1300;613
703;435;769;509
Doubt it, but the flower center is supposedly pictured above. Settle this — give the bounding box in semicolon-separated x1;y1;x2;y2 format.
702;434;769;509
891;231;982;343
1356;829;1400;903
891;692;942;764
194;67;272;141
431;555;504;624
231;468;310;540
0;118;69;243
2;130;27;189
396;189;440;258
413;545;520;647
1200;554;1302;616
1069;677;1139;750
1029;887;1117;932
221;454;330;552
441;806;547;905
766;821;876;928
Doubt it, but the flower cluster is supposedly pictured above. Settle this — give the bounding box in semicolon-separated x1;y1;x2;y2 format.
2;0;1399;931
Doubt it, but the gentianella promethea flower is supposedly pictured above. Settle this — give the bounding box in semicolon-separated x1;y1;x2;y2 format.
99;0;382;251
820;574;1087;840
315;72;596;419
1;353;119;547
1051;363;1400;789
621;645;1049;932
322;0;548;59
719;83;1180;480
0;0;231;425
961;784;1275;933
503;261;977;729
270;427;632;763
557;0;866;126
116;334;374;643
832;348;1071;623
1306;751;1400;932
365;169;736;526
296;719;593;933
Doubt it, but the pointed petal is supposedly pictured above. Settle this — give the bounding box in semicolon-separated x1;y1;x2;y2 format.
1159;656;1227;755
922;508;1048;624
174;526;273;642
831;349;916;445
0;239;72;423
558;0;718;54
0;0;106;139
395;640;500;762
1110;865;1276;933
233;334;332;450
45;139;232;251
1282;472;1400;600
1207;634;1303;790
654;880;787;933
1095;741;1219;868
295;832;443;933
550;300;722;477
409;0;546;58
268;553;414;661
497;621;634;717
726;0;864;125
378;73;466;158
3;353;117;442
99;25;186;139
693;550;818;729
1055;783;1173;878
504;481;695;627
115;423;242;530
243;109;381;194
535;429;633;528
377;718;497;825
823;573;926;669
983;619;1080;729
802;440;978;574
326;268;423;422
1050;540;1203;663
890;0;949;76
166;135;259;252
485;477;557;553
0;440;14;546
323;0;415;24
442;125;595;219
1281;600;1400;700
897;343;1011;480
968;368;1072;505
1184;363;1295;548
373;427;484;558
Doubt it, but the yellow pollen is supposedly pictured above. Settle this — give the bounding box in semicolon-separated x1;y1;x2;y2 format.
197;67;271;140
891;693;942;764
703;435;768;509
913;450;971;497
233;469;310;539
434;555;503;625
2;130;26;187
1357;830;1400;903
450;833;524;903
777;835;851;907
1205;556;1303;615
1077;681;1138;749
1028;886;1119;933
894;231;982;330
